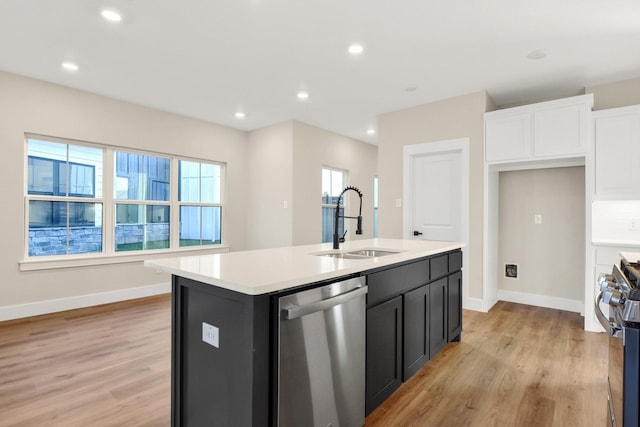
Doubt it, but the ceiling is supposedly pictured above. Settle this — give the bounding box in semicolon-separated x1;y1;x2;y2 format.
1;0;639;144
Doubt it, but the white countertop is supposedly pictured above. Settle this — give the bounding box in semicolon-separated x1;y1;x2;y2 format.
144;238;464;295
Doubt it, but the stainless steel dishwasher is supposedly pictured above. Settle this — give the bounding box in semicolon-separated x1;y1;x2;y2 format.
278;276;367;427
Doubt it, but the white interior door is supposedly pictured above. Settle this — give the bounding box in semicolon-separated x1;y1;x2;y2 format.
410;151;462;241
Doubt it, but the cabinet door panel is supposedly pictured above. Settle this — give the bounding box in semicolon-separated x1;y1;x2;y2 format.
448;271;462;342
534;105;586;157
366;296;402;415
594;111;640;199
429;278;448;358
403;285;429;381
485;113;531;162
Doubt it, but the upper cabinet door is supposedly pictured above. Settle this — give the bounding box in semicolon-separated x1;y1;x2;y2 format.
534;104;588;157
484;94;593;164
485;113;531;162
594;106;640;199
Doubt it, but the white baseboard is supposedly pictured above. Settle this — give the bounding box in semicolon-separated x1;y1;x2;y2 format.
463;296;485;312
0;283;171;322
498;289;584;314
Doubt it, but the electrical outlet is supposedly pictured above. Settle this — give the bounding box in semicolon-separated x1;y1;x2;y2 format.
395;199;402;208
202;322;219;348
631;218;638;231
534;214;542;225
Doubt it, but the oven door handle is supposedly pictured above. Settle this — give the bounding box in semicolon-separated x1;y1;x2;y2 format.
595;291;622;338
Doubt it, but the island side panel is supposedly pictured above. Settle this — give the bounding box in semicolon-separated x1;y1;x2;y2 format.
172;275;271;427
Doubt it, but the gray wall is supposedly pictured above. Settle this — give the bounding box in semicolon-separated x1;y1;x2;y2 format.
586;76;640;110
498;167;585;301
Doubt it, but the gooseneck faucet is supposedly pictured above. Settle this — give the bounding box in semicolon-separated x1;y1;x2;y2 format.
333;186;363;250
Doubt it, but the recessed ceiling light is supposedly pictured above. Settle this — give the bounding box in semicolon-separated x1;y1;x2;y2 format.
62;62;79;72
367;129;376;136
348;44;364;55
527;49;547;60
101;9;122;22
296;91;309;100
235;111;245;119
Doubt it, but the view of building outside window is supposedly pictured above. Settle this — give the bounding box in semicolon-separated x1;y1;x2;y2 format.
27;138;103;256
178;160;222;246
322;167;346;243
26;136;225;258
114;152;171;251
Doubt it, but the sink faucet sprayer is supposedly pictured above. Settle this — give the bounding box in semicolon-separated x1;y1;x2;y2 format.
333;186;363;250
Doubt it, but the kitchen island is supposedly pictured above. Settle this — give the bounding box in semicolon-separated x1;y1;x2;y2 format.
145;238;464;426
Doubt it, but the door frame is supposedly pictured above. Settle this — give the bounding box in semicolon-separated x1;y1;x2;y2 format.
403;138;470;309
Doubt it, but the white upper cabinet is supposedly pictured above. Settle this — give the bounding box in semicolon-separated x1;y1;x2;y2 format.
485;113;531;161
593;105;640;199
485;94;593;163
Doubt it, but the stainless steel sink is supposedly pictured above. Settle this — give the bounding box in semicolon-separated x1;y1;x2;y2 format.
346;249;399;257
313;248;401;259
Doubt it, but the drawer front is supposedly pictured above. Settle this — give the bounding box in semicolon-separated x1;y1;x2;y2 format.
449;250;462;272
430;255;448;280
367;260;429;307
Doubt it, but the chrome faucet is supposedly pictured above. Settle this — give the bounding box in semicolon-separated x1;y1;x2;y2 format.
333;186;363;250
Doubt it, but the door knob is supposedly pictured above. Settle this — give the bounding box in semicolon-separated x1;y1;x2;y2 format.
413;230;423;236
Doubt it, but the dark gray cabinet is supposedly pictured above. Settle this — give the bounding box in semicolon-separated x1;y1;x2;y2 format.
403;284;429;381
365;250;463;416
428;277;447;358
365;295;402;415
448;271;462;341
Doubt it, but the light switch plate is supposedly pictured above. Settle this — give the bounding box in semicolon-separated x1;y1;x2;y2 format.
534;214;542;225
202;322;219;348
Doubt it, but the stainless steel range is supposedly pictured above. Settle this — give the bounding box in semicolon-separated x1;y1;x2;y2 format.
595;259;640;427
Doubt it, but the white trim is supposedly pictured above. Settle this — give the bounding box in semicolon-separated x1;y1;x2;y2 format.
19;245;230;271
498;289;584;314
463;297;485;313
0;283;170;322
402;137;471;315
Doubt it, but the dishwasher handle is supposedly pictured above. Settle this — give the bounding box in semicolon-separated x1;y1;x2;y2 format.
281;286;368;320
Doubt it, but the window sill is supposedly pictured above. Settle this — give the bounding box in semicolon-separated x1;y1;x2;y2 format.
19;246;231;272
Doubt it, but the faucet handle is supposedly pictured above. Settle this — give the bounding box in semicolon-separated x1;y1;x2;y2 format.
340;229;347;243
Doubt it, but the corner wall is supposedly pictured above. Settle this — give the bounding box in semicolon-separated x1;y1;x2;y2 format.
586;76;640;110
376;91;488;301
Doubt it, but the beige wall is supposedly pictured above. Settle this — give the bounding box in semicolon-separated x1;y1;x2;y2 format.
498;167;585;301
0;71;248;308
376;91;488;300
246;122;294;249
586;76;640;110
245;120;378;249
291;121;378;246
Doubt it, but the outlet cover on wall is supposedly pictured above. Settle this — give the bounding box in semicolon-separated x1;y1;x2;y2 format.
505;264;518;279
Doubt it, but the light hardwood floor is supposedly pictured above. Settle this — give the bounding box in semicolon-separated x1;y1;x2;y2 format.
0;296;608;426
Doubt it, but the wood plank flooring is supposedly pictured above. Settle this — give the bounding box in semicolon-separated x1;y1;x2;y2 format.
0;297;608;426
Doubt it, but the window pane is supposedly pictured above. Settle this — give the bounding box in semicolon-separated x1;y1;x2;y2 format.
179;161;200;202
28;201;102;256
115;204;170;251
179;161;221;203
114;152;170;201
322;207;344;243
180;206;222;246
27;139;101;197
201;163;221;203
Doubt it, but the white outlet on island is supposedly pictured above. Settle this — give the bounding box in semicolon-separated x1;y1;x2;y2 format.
202;322;219;348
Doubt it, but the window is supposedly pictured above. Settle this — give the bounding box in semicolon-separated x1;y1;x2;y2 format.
25;136;225;259
322;167;346;243
374;176;379;238
178;161;222;246
114;151;171;252
27;139;103;256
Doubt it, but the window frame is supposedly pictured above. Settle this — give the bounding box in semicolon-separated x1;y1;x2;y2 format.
22;134;228;270
321;166;348;243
